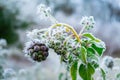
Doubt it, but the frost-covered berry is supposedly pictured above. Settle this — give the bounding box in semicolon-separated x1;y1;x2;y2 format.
24;39;49;62
103;56;114;69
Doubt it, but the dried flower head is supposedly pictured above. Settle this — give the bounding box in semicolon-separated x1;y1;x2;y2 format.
80;16;95;30
37;4;51;19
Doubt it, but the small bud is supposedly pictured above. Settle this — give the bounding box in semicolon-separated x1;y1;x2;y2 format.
34;45;40;52
28;49;34;54
37;4;51;19
40;46;48;51
42;52;49;57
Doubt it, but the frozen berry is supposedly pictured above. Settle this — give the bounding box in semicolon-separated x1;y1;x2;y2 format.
34;45;40;52
40;46;48;51
42;52;49;57
25;41;49;62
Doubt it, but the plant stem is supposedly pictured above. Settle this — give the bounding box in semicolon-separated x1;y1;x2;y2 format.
49;14;58;24
79;25;86;38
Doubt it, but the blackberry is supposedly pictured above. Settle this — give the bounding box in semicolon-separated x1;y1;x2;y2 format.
27;43;49;62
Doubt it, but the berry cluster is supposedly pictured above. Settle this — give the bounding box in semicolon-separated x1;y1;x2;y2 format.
49;41;67;55
48;27;68;55
25;41;49;62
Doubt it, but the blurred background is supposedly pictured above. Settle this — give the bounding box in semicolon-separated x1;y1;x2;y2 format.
0;0;120;80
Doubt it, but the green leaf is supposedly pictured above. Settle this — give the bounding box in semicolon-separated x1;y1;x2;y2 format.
100;68;106;80
116;73;120;79
80;46;87;63
82;33;95;40
88;63;95;75
87;47;95;55
87;51;99;69
82;33;101;42
91;61;99;68
58;73;64;80
70;61;78;80
91;43;105;56
79;63;95;80
87;47;98;61
79;64;87;80
87;48;98;64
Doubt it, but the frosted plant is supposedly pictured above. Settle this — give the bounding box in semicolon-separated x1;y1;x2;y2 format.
0;39;7;49
24;4;106;80
3;68;16;78
0;39;7;68
37;4;51;18
18;69;34;80
0;39;9;65
93;56;120;80
102;56;114;69
36;4;58;24
2;68;17;80
80;16;95;31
